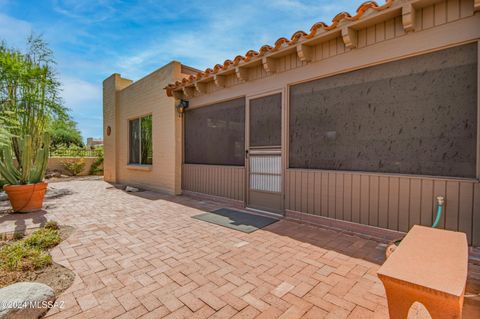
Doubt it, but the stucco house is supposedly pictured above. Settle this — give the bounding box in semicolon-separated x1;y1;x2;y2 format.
103;62;199;194
103;0;480;246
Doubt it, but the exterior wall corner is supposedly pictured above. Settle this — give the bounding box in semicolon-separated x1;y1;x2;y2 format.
103;73;132;183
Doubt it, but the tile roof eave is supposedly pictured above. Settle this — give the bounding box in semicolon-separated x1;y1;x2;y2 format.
165;0;396;97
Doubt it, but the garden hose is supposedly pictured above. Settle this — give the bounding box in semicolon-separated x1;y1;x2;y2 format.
385;195;445;258
431;196;444;228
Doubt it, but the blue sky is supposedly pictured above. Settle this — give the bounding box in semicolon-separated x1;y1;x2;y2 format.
0;0;362;140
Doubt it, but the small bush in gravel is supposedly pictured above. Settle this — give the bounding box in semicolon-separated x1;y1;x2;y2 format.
0;242;52;271
12;232;25;240
61;158;86;176
43;220;60;230
23;228;61;250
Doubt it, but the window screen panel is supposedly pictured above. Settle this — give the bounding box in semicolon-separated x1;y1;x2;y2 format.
129;118;140;164
141;115;153;165
185;98;245;166
289;43;477;178
249;93;282;147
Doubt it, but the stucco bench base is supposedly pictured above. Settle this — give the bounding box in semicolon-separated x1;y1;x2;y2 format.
379;277;464;319
377;225;468;319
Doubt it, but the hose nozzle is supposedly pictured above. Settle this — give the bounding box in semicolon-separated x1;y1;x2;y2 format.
436;196;445;206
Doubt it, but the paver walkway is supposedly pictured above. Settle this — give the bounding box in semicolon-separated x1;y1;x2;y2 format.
1;179;479;318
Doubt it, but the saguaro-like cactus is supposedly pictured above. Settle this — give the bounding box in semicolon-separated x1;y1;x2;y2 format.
0;134;50;185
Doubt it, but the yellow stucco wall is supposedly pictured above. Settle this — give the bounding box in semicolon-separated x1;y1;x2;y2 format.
47;157;99;176
103;61;187;195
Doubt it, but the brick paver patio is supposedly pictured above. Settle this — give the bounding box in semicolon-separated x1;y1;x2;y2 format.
1;179;479;318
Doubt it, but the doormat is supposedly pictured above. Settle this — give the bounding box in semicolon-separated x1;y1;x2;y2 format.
192;208;279;233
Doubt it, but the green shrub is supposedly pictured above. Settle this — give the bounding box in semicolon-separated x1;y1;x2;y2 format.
61;158;86;176
43;220;60;230
50;144;88;157
12;232;24;240
93;146;104;157
0;222;63;272
0;242;52;271
23;228;61;250
88;147;104;175
89;157;103;175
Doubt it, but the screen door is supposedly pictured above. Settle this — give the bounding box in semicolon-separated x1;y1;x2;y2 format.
247;93;283;214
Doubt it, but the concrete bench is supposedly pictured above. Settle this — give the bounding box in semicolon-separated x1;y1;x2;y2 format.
377;225;468;319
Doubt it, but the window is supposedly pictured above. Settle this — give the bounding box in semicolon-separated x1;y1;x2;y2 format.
289;43;477;178
185;98;245;166
129;115;152;165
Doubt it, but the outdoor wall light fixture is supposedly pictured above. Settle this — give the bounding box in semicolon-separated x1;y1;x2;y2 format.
176;99;189;114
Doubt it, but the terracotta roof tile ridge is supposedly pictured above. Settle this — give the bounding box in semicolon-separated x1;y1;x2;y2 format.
165;0;395;96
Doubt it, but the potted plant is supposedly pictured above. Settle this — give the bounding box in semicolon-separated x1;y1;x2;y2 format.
0;36;67;212
0;134;50;212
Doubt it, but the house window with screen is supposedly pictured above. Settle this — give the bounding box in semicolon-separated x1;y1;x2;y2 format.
289;43;477;178
184;98;245;166
129;115;153;165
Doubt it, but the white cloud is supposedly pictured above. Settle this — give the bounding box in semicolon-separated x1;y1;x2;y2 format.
0;13;31;48
117;32;239;78
52;0;116;24
59;76;103;139
112;0;362;80
60;76;101;111
268;0;310;10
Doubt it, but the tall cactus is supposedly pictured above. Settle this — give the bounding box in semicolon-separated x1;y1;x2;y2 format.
0;134;50;185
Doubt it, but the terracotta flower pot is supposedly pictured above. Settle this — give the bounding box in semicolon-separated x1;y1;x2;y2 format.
385;238;404;259
3;182;48;213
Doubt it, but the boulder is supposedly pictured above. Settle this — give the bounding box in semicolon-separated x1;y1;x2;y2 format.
44;171;62;179
125;186;139;192
0;282;55;319
45;188;73;199
0;192;8;202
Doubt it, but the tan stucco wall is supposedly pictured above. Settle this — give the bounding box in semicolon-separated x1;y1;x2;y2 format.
103;61;188;195
103;74;132;182
47;157;98;176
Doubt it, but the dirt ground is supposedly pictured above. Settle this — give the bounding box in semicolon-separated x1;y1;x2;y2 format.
0;225;76;295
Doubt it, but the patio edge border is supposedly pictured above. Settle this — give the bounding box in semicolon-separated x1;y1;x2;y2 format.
285;209;406;244
181;190;244;209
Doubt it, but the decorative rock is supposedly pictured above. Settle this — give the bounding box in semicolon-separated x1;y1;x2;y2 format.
0;192;8;202
44;171;61;179
0;282;55;319
45;188;73;199
125;186;139;192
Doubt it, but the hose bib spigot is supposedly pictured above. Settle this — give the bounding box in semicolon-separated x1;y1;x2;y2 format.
436;196;445;206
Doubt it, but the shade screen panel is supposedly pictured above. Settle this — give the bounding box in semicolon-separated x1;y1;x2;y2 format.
185;98;245;166
249;93;282;147
289;43;477;178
